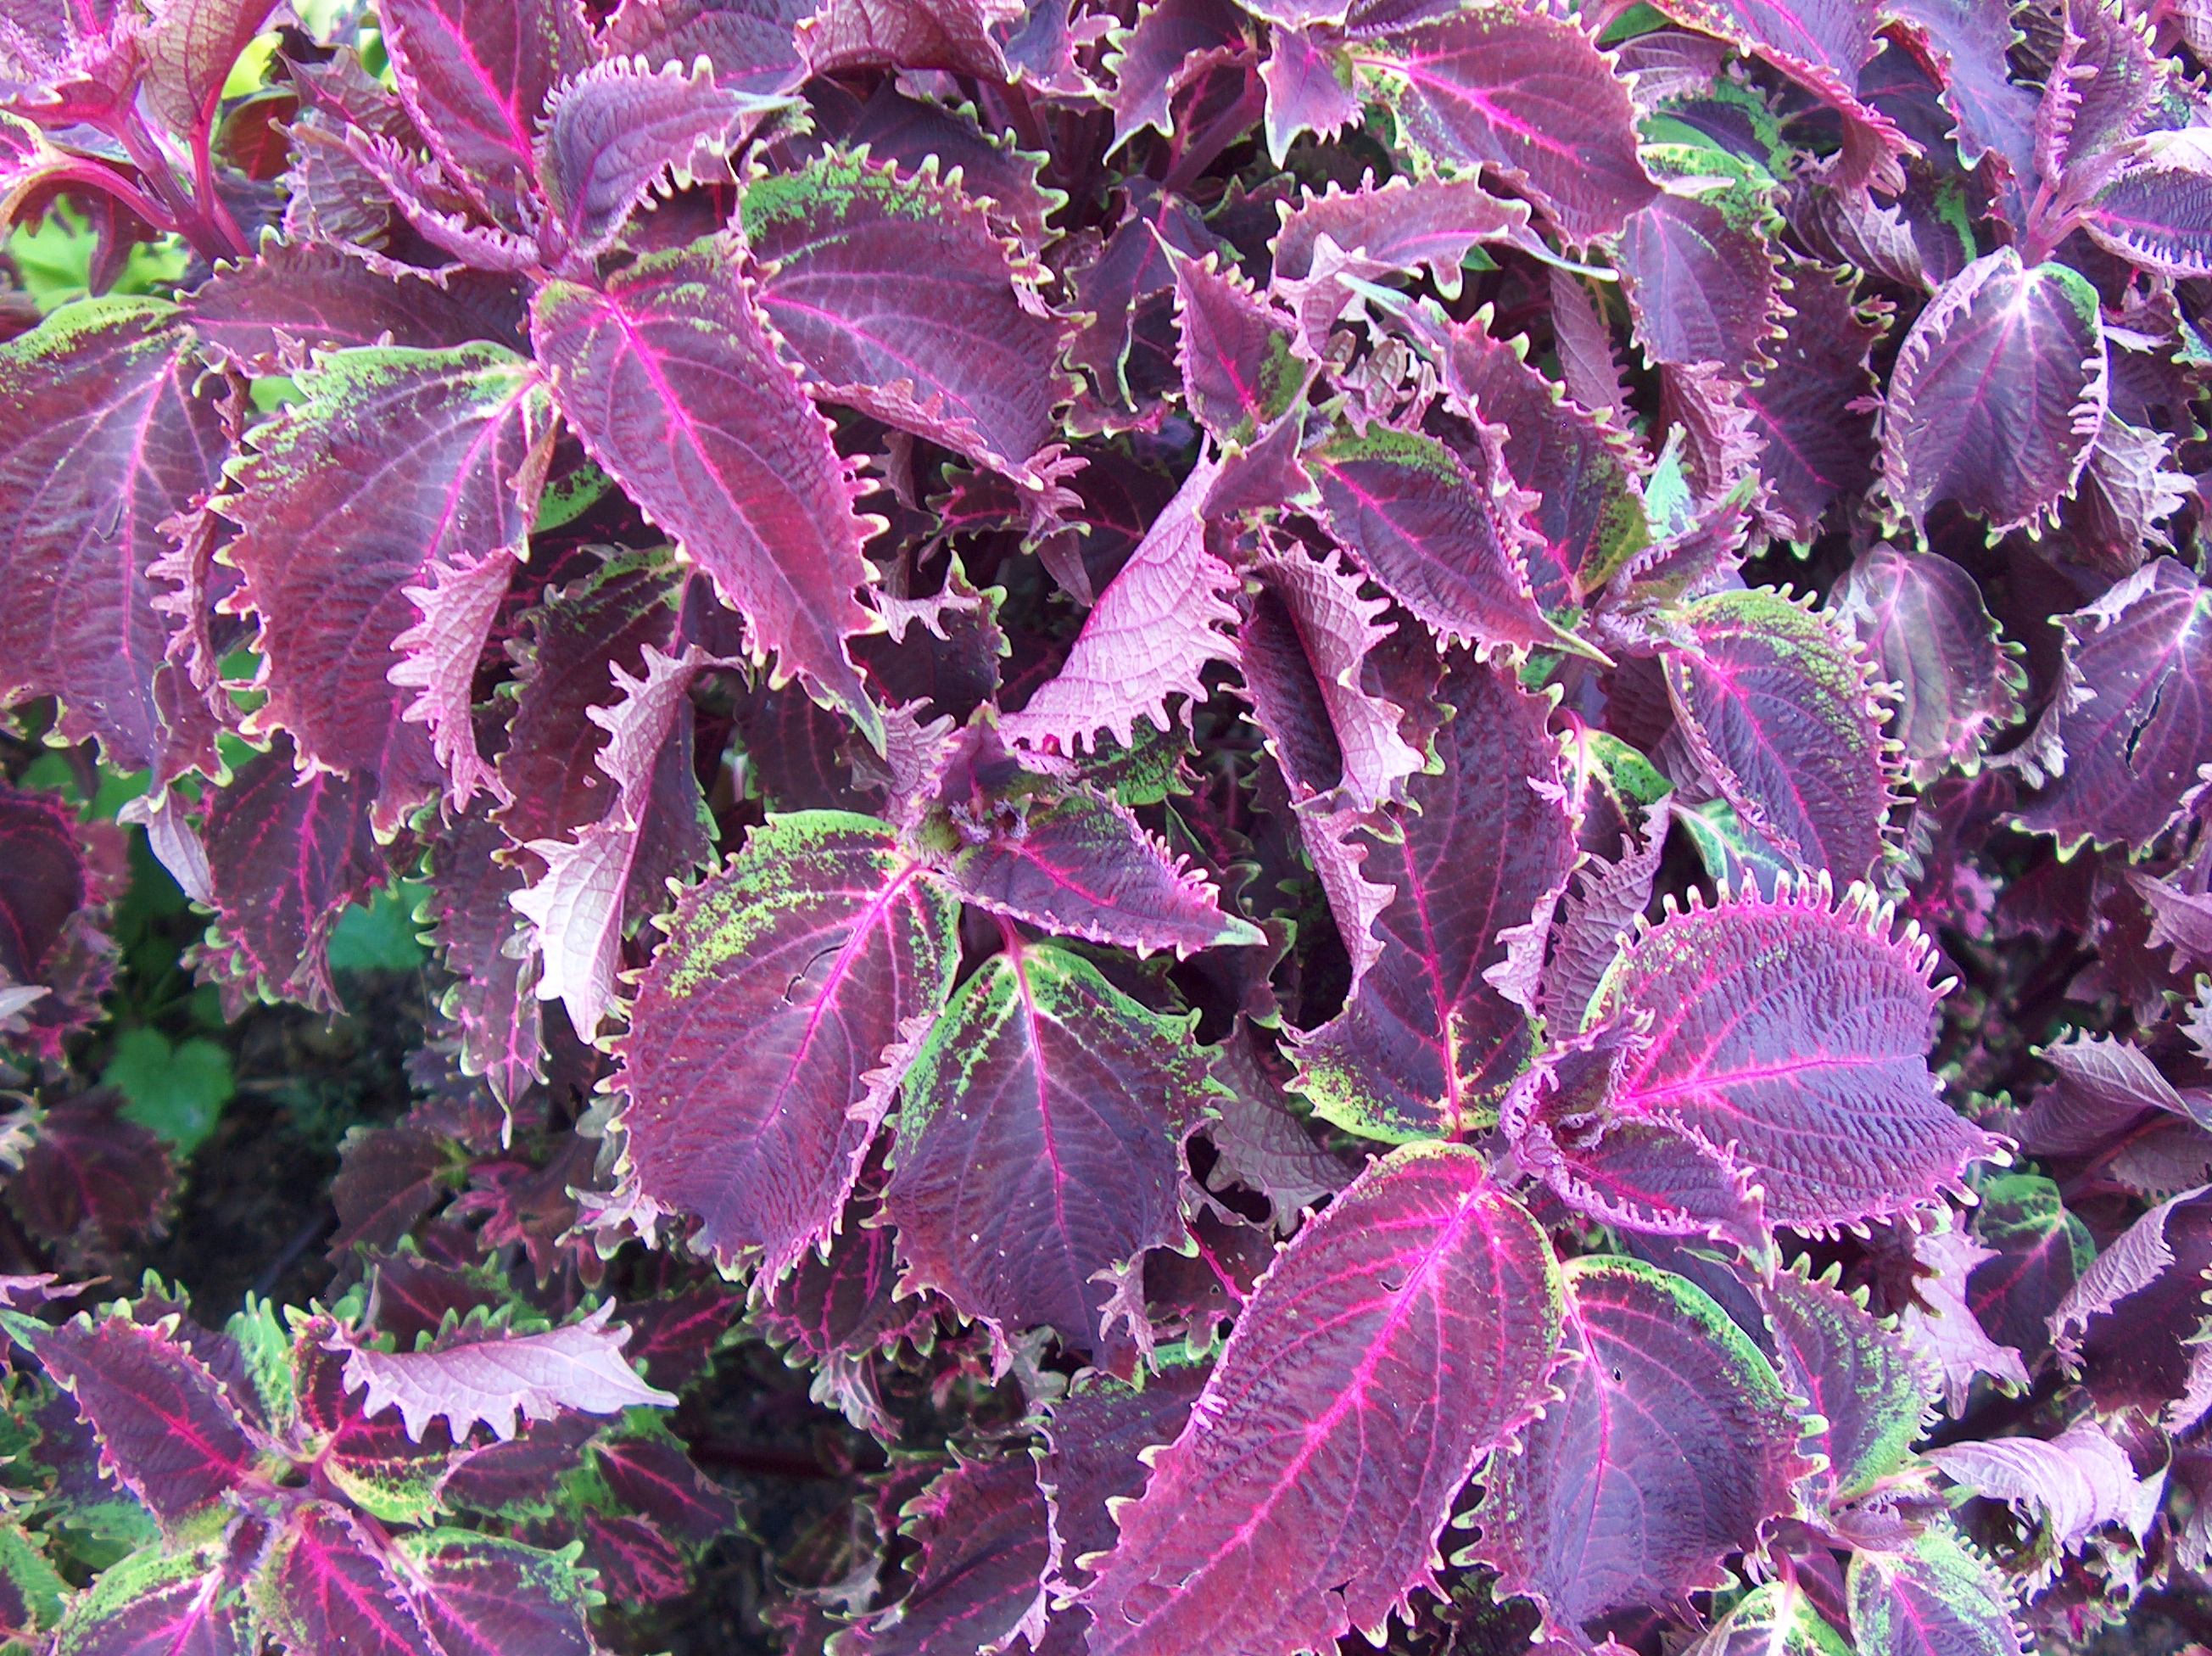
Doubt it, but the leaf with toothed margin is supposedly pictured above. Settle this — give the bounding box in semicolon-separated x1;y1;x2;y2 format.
1967;1173;2092;1364
742;153;1075;499
1292;661;1577;1144
1661;588;1895;884
1829;545;2021;788
612;813;961;1276
885;937;1215;1351
425;813;541;1116
198;741;386;1015
2047;1188;2212;1428
1846;1521;2029;1656
1688;1580;1854;1656
1590;878;1997;1232
835;1454;1051;1656
262;1502;437;1656
2086;161;2212;276
532;238;881;745
1170;249;1300;446
47;1541;254;1656
599;0;815;98
1762;1263;1935;1507
1103;0;1246;150
216;342;550;820
1466;1255;1813;1642
796;0;1021;79
1350;8;1655;242
536;57;781;264
1740;260;1887;544
2011;557;2212;855
377;0;590;215
1878;249;2108;534
1081;1144;1561;1656
999;455;1239;754
1616;167;1785;372
1305;427;1551;654
0;299;227;782
1237;540;1424;811
180;243;528;375
510;640;724;1038
331;1303;675;1443
140;0;281;141
941;792;1264;956
0;1307;254;1529
1272;177;1533;305
1260;25;1358;167
1925;1418;2163;1553
394;1529;598;1656
1880;1;2036;181
0;784;113;1058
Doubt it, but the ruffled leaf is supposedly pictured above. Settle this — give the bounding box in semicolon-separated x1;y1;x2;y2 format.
1740;261;1887;542
599;0;813;98
1170;249;1299;445
837;1454;1051;1656
378;0;589;213
1763;1263;1933;1505
1846;1521;2029;1656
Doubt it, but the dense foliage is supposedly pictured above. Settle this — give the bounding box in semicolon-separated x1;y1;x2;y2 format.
6;0;2212;1652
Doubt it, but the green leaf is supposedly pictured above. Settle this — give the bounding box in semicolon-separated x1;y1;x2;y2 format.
326;881;430;973
103;1028;234;1156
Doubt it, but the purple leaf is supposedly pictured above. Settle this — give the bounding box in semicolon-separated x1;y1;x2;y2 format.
796;0;1020;79
838;1454;1051;1656
2048;1187;2212;1427
8;1096;171;1257
140;0;280;142
1966;1173;2092;1364
1351;8;1656;241
536;57;774;263
743;153;1074;500
0;785;110;1055
1469;1256;1811;1640
1689;1580;1854;1656
941;792;1264;955
1617;180;1785;372
1083;1144;1562;1656
1305;426;1551;654
1103;0;1246;150
1896;1227;2031;1414
0;299;226;780
218;343;550;818
1881;0;2038;180
1926;1418;2162;1551
2086;159;2212;276
327;1127;448;1257
394;1530;597;1656
1294;661;1575;1142
1170;249;1300;445
1259;25;1358;166
264;1503;436;1656
1594;878;1997;1231
885;936;1211;1349
1540;804;1664;1028
1878;249;2108;534
182;243;525;375
593;1435;741;1547
293;1335;457;1525
198;742;385;1014
1829;545;2022;788
1038;1357;1205;1605
47;1542;254;1656
332;1302;676;1443
1235;541;1423;811
0;1308;252;1527
612;813;961;1274
1762;1263;1933;1506
1661;588;1895;883
2011;557;2212;854
1846;1521;2030;1656
998;455;1239;753
532;238;881;744
378;0;590;213
424;813;542;1115
599;0;814;98
1740;260;1888;542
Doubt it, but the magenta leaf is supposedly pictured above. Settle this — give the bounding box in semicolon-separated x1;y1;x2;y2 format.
885;935;1214;1350
1293;662;1574;1142
998;455;1239;753
378;0;589;213
2086;159;2212;276
796;0;1020;79
1846;1521;2030;1656
837;1454;1051;1655
1236;541;1423;811
756;1186;936;1434
591;1435;740;1547
0;299;226;780
263;1502;437;1656
532;238;881;744
0;1307;252;1528
535;57;774;263
941;792;1262;956
1352;8;1655;241
1469;1255;1811;1641
1896;1226;2030;1414
1038;1357;1206;1605
1083;1144;1561;1656
2011;557;2212;854
742;153;1073;499
1259;25;1358;166
47;1540;251;1654
217;342;550;816
1762;1262;1934;1506
1593;879;1997;1231
1661;588;1895;883
1170;249;1299;445
1829;545;2022;787
1740;260;1887;543
599;0;814;98
1305;426;1551;654
394;1529;597;1656
1617;172;1785;372
140;0;280;142
332;1301;675;1443
198;742;385;1014
293;1336;455;1525
612;812;960;1274
1966;1173;2092;1364
1878;249;2108;533
423;813;542;1114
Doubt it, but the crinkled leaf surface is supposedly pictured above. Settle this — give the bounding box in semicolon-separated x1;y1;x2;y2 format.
49;1541;252;1656
1740;260;1886;543
262;1502;436;1656
1846;1521;2028;1656
1083;1144;1562;1656
1469;1255;1811;1640
1592;881;1992;1230
379;0;589;211
1294;662;1575;1142
1763;1265;1932;1504
394;1529;597;1656
838;1454;1049;1656
1171;251;1299;445
532;238;880;744
599;0;813;97
1661;589;1893;883
615;812;960;1274
885;937;1211;1350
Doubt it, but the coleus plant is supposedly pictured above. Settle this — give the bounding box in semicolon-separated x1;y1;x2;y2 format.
7;0;2212;1651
